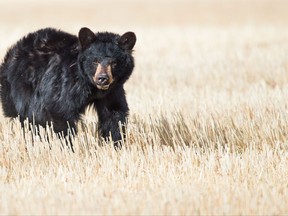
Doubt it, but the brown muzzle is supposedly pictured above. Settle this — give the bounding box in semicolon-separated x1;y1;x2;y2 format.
93;64;114;90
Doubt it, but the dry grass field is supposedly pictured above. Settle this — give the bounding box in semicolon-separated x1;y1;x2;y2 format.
1;0;288;215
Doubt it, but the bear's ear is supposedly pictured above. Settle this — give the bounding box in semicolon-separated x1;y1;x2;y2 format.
78;27;96;50
118;32;136;50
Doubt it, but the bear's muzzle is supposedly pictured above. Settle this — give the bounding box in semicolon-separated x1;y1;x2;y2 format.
93;64;114;90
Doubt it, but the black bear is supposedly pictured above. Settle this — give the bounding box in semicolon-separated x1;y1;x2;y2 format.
0;27;136;147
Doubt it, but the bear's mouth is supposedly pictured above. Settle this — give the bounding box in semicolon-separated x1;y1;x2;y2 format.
96;83;111;90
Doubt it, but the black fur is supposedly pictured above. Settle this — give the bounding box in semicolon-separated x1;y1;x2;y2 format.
0;27;136;147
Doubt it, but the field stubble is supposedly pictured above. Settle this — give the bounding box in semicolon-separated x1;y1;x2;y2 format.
0;26;288;214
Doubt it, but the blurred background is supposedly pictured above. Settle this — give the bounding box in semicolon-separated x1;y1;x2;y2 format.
0;0;288;28
0;0;287;35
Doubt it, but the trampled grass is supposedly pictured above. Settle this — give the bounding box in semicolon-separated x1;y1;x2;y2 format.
1;2;288;214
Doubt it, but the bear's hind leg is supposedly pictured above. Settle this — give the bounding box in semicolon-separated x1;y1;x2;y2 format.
0;80;18;118
53;120;76;152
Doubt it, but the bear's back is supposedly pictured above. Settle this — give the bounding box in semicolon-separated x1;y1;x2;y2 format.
2;28;79;71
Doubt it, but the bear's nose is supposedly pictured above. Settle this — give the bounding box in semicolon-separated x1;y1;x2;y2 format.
97;74;109;85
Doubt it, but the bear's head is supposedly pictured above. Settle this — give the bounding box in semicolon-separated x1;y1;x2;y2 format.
77;27;136;91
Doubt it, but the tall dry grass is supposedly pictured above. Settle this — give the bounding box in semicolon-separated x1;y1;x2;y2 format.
0;25;288;215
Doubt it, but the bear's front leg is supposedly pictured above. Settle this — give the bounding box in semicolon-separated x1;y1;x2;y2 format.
94;87;129;148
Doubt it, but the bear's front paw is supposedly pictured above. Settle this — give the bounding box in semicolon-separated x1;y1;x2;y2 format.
113;140;122;150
